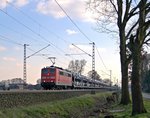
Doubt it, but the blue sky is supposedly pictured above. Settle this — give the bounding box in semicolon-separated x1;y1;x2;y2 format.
0;0;120;84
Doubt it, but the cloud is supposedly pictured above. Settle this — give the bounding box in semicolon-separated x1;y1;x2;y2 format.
0;0;28;9
0;46;7;51
14;0;29;7
36;0;66;18
3;57;16;62
36;0;97;23
66;29;78;35
0;0;12;9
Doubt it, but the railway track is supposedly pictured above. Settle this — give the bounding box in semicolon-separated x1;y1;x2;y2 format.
0;88;110;93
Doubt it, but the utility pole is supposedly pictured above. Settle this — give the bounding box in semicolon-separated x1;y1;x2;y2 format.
23;44;29;84
92;42;95;84
67;43;95;84
109;70;112;86
89;42;95;86
23;44;50;84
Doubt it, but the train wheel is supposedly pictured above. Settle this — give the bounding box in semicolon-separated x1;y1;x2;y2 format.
51;87;55;90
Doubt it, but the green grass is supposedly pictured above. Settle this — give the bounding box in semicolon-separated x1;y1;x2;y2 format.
0;92;109;118
1;92;150;118
110;99;150;118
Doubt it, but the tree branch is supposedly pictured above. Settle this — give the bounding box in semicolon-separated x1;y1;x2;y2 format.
144;31;150;44
127;2;140;21
126;20;139;39
117;0;123;27
123;0;132;27
109;0;118;13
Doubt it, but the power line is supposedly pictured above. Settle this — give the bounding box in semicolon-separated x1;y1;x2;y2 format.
72;44;92;57
4;1;95;69
0;23;40;42
54;0;109;76
6;1;70;45
54;0;93;43
0;34;70;69
0;34;23;46
0;34;48;57
1;1;107;77
95;45;108;70
26;44;51;59
0;7;73;62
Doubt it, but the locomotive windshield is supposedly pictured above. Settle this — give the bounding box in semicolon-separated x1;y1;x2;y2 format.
50;68;55;74
42;68;49;74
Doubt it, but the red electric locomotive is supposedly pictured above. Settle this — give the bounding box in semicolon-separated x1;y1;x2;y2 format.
41;66;73;89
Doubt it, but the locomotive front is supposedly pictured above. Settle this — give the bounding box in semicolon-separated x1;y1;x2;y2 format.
41;66;56;89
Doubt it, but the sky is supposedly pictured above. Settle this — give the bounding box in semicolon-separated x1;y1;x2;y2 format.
0;0;121;85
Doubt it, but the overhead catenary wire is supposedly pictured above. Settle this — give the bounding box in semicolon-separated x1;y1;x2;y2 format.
0;23;40;42
54;0;93;43
26;44;50;59
0;34;70;66
0;34;23;46
0;3;78;69
4;1;94;63
5;1;80;65
95;45;108;70
6;1;70;45
1;1;92;68
0;7;73;62
1;1;111;80
72;44;92;57
0;34;45;55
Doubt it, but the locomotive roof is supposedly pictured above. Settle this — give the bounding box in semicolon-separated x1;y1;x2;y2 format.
42;66;72;72
42;66;62;70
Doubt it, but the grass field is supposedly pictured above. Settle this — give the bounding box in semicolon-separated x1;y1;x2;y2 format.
111;99;150;118
0;92;150;118
0;92;109;118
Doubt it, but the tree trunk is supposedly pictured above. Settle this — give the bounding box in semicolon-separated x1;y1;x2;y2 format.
131;43;147;115
120;44;130;105
119;30;130;105
131;0;147;115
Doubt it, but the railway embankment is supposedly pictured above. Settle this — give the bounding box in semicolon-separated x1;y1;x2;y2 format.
0;92;113;118
0;89;105;109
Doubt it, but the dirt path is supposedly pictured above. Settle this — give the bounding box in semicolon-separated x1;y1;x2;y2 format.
143;92;150;99
86;97;116;118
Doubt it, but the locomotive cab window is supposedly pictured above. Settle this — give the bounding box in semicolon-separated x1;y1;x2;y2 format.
50;68;55;73
42;69;49;74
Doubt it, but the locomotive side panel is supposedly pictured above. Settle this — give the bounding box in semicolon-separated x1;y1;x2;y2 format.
55;69;72;87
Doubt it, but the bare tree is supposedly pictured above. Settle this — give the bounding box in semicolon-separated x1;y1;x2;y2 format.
88;0;150;115
68;59;87;74
88;0;137;105
128;0;150;115
87;70;102;80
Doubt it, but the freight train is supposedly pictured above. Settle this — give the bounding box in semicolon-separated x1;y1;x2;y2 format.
41;66;111;90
